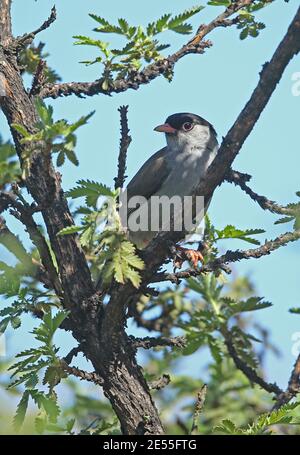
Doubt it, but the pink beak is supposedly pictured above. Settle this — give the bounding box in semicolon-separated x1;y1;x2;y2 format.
154;123;177;134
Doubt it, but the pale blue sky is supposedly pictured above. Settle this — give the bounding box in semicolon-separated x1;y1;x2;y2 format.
1;0;300;401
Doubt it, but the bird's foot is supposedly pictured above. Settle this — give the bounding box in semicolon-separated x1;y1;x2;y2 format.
173;246;204;269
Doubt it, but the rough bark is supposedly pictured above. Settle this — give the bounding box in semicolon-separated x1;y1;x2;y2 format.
1;1;300;434
0;2;163;435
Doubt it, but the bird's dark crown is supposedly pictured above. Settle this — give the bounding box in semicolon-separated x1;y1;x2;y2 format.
166;112;217;136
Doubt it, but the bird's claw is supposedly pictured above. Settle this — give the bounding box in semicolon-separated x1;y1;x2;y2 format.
173;246;204;269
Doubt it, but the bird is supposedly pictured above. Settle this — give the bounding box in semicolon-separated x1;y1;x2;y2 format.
123;112;218;267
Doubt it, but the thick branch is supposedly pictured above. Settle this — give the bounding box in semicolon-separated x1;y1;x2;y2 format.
195;6;300;200
40;1;252;99
138;6;300;276
0;0;12;44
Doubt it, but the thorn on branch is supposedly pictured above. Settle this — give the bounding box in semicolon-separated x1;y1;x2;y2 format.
114;105;131;190
29;59;47;96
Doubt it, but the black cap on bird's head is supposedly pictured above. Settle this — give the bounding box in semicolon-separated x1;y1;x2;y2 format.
154;112;217;137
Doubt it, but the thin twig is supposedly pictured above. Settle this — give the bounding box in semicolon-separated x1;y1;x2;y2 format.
15;6;57;49
63;345;82;365
153;229;300;283
61;361;104;386
114;105;131;190
40;1;252;99
226;169;294;216
0;191;63;297
131;335;186;350
224;330;282;396
191;384;207;435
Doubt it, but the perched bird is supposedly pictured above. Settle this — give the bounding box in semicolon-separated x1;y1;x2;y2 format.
124;112;218;266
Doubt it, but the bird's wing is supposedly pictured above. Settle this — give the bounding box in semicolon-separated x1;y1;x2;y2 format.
126;147;171;201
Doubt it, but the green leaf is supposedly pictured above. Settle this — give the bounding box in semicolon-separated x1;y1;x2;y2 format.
35;99;54;126
65;149;79;166
226;296;272;315
168;6;205;33
52;310;69;333
66;179;115;207
89;14;123;34
274;216;295;225
13;390;30;431
216;225;265;245
66;418;76;433
214;419;239;435
11;123;30;138
57;225;85;236
73;35;111;58
0;317;10;334
240;28;249;40
294;215;300;231
56;150;65;167
289;307;300;315
208;1;231;5
11;316;22;329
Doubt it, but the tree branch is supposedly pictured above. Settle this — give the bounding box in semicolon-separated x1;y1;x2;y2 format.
226;169;295;216
15;6;57;50
191;384;207;435
114;105;131;190
131;335;186;350
153;229;300;283
61;361;104;386
195;6;300;200
272;354;300;410
0;191;63;297
29;59;48;97
138;6;300;276
223;330;283;396
0;0;12;45
39;1;252;99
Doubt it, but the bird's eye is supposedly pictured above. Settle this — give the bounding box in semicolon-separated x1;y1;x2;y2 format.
182;122;193;131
